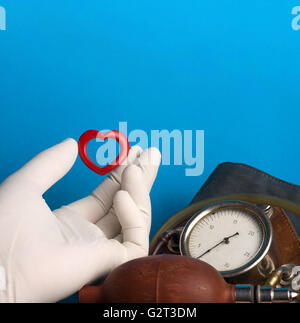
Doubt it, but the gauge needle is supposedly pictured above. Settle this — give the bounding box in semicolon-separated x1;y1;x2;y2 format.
197;232;239;259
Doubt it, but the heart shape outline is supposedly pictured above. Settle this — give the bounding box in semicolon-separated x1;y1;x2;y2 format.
78;129;130;175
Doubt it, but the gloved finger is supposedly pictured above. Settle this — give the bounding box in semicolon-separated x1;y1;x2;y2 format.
95;163;152;237
121;165;151;230
94;147;159;235
53;205;107;241
94;208;121;239
6;138;78;195
66;145;142;223
113;189;150;255
91;145;142;215
92;146;159;222
133;147;161;192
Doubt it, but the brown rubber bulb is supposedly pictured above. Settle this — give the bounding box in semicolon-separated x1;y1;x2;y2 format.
79;254;235;303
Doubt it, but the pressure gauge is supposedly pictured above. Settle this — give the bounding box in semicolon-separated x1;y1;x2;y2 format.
179;201;273;278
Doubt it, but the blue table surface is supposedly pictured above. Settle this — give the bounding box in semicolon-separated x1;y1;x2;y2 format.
0;1;300;302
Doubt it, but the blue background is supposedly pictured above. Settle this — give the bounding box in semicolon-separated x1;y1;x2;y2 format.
0;1;300;301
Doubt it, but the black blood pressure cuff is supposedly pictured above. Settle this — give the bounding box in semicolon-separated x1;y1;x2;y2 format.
190;162;300;236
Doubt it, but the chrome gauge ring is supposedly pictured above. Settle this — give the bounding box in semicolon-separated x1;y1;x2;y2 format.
179;201;273;278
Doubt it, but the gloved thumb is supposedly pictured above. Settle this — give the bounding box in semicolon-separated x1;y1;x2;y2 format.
6;138;78;194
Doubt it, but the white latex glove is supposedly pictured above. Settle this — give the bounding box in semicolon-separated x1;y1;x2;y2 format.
0;138;161;303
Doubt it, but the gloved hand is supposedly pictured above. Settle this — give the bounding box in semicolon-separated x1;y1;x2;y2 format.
0;138;161;303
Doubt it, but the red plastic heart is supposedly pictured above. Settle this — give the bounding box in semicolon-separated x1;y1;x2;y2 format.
78;129;130;175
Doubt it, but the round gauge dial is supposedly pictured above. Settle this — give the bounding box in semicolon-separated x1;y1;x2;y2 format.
179;201;273;277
